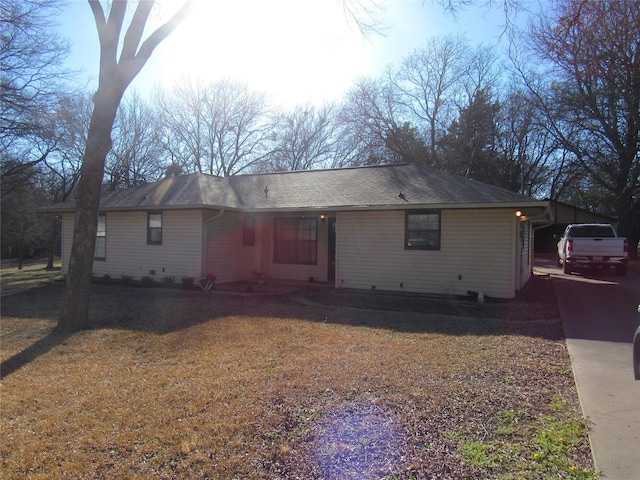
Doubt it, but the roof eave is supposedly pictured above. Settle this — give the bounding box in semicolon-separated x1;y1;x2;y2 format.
241;200;550;213
41;200;549;215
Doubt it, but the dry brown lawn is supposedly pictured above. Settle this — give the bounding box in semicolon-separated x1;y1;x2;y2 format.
1;262;596;479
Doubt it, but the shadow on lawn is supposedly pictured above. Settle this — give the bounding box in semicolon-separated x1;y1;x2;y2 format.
1;283;68;378
0;332;72;378
1;276;563;376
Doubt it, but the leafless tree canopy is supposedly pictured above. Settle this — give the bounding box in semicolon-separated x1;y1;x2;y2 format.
266;104;339;172
518;0;640;254
0;0;73;197
157;78;274;177
1;0;70;143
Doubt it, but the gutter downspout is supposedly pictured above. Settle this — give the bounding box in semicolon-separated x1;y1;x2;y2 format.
202;209;225;278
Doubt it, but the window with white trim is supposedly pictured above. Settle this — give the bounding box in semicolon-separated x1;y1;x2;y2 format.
94;213;106;260
147;212;162;245
405;210;441;250
273;217;317;264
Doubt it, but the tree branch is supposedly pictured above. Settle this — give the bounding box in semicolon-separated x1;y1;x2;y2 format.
120;0;154;62
123;1;194;84
88;0;126;87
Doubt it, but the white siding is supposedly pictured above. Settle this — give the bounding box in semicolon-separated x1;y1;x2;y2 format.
61;210;203;281
204;212;256;283
336;209;519;298
59;206;528;297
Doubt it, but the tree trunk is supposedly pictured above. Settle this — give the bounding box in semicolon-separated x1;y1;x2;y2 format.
56;88;123;333
17;240;23;270
55;0;193;333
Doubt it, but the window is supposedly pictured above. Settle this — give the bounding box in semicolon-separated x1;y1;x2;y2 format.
274;217;317;264
405;211;440;250
147;212;162;245
94;213;106;260
243;215;255;246
568;225;615;238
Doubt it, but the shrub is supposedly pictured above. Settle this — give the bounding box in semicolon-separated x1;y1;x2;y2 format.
101;273;111;283
162;275;176;287
120;274;132;285
181;276;195;290
140;276;154;287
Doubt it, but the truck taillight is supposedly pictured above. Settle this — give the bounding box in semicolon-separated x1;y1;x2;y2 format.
567;238;573;252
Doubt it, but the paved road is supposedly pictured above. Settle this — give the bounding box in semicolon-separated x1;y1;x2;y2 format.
535;255;640;479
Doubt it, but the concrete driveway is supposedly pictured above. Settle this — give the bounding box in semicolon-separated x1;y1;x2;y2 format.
535;255;640;479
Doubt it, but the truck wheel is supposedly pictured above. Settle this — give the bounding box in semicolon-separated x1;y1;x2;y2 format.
562;257;572;274
616;264;627;276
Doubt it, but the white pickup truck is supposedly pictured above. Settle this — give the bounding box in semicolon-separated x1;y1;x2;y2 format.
557;223;628;275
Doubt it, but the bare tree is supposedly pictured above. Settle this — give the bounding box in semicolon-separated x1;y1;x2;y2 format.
57;0;193;333
515;0;640;256
495;86;564;198
342;0;386;35
438;87;514;187
0;170;50;266
40;94;95;268
265;104;338;172
44;94;93;193
1;144;54;198
1;89;91;268
155;78;207;173
434;0;525;32
391;35;468;168
460;43;501;108
337;76;428;166
107;93;166;189
158;78;274;177
1;0;72;198
1;0;70;146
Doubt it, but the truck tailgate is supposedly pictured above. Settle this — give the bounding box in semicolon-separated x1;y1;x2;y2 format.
571;238;626;257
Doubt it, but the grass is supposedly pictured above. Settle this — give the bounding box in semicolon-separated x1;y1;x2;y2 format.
0;258;63;296
0;260;597;479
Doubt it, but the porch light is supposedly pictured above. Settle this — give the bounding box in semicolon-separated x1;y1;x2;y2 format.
320;215;326;221
515;210;522;217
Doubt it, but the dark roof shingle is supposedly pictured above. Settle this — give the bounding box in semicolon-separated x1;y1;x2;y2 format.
44;163;543;212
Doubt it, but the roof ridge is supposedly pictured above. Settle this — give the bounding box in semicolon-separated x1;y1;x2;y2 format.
233;163;413;179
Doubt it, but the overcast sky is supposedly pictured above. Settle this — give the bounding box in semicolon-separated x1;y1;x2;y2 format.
58;0;532;108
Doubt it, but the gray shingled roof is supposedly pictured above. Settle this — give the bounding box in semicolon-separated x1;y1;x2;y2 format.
44;163;544;212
